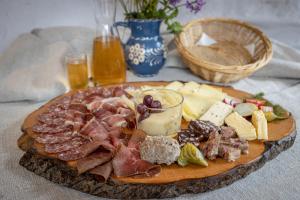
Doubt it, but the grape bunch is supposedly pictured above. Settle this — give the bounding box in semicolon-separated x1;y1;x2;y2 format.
137;95;162;122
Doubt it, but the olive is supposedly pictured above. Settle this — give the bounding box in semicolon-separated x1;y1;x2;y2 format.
137;103;148;114
143;95;153;107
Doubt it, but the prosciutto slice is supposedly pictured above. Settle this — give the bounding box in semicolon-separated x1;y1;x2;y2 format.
80;118;108;141
90;161;113;182
58;140;104;161
77;151;112;174
112;144;161;177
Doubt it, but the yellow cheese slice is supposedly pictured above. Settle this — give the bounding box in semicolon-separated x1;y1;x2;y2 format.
252;110;268;140
165;81;184;91
182;93;215;121
225;112;257;141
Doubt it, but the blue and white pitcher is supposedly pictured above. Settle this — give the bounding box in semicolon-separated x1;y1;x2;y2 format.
114;19;166;77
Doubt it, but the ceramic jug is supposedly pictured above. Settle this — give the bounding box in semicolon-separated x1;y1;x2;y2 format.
114;19;166;77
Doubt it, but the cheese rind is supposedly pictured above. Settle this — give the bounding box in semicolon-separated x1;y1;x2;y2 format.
252;110;268;140
225;112;257;141
200;102;233;126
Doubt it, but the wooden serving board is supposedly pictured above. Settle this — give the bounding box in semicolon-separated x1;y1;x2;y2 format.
18;81;297;199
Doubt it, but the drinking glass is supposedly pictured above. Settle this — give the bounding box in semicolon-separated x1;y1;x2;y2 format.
135;89;184;137
65;53;89;90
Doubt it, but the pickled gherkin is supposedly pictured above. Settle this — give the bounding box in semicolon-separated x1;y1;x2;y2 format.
177;143;208;167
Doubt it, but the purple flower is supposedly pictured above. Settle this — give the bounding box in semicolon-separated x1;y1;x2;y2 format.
169;0;182;6
186;0;205;13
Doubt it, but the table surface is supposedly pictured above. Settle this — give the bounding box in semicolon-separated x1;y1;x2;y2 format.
0;70;299;200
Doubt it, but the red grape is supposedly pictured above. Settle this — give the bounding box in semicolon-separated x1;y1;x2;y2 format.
137;103;148;114
138;111;150;122
150;100;162;109
143;95;153;107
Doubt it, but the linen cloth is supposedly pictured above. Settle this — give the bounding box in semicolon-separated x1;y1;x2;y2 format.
0;29;300;200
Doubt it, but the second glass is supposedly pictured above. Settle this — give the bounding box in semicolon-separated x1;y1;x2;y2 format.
92;0;126;86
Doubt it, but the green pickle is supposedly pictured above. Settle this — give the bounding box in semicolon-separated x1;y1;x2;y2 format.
177;143;208;167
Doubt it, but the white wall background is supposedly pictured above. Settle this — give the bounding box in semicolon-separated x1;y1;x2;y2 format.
0;0;300;53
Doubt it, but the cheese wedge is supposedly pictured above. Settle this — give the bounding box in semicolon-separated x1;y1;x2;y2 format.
182;93;214;121
182;81;201;92
225;112;257;140
165;81;184;91
252;110;268;140
197;85;226;101
200;102;233;126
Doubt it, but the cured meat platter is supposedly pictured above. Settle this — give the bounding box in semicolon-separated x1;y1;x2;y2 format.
18;81;296;199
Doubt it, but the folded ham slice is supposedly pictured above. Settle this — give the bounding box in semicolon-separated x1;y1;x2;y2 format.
80;118;108;141
90;161;113;182
77;151;112;174
58;140;104;161
112;144;161;177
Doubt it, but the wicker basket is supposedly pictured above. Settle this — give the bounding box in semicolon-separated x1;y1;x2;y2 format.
175;18;273;83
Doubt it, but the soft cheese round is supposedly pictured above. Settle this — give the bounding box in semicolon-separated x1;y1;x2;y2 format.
140;136;180;165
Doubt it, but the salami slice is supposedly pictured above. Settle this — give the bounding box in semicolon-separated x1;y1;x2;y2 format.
68;103;88;113
44;136;86;154
35;132;75;144
32;124;72;134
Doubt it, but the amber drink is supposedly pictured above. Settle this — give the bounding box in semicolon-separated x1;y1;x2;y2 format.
92;0;126;86
92;36;126;85
65;53;88;90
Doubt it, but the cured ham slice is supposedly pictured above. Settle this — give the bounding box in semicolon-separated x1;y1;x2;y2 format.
93;108;113;120
112;86;127;97
102;114;127;127
44;136;86;154
90;161;113;182
80;118;108;141
58;140;104;161
127;130;146;150
112;144;161;177
77;151;112;174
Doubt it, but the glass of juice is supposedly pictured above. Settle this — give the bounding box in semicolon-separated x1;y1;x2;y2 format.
92;0;126;86
65;53;89;90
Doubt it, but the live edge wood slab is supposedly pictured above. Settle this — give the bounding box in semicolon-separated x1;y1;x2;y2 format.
18;81;297;199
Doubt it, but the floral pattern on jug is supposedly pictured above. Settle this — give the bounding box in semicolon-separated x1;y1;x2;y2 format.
114;19;166;77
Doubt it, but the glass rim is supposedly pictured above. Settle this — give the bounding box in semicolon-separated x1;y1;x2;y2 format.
135;88;184;111
65;52;87;63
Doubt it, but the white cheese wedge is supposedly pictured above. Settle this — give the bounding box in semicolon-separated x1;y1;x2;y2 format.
225;112;257;141
165;81;184;91
200;102;233;126
252;110;268;140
